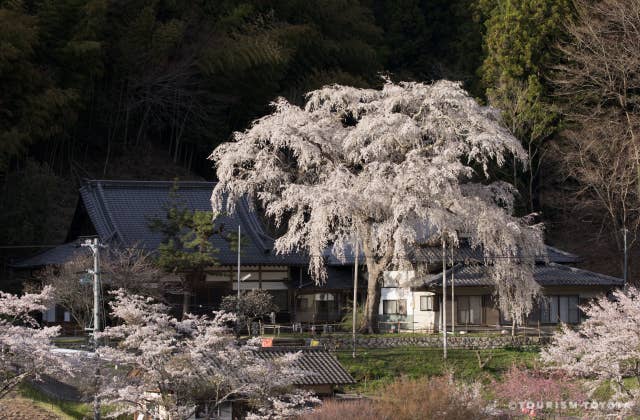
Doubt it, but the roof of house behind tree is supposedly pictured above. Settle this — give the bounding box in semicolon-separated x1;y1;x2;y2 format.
323;241;579;266
424;262;623;288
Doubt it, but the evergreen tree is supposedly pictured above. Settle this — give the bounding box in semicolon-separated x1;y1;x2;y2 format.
149;182;220;317
478;0;570;212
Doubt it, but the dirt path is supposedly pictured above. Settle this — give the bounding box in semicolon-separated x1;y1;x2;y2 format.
0;393;60;419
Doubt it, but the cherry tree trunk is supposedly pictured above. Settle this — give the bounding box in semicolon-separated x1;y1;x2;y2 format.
362;262;383;334
182;289;191;318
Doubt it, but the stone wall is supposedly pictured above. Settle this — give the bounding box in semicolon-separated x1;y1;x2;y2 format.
319;334;549;350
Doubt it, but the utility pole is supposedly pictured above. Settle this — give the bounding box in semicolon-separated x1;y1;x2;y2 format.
623;227;629;287
237;224;241;314
234;225;251;333
442;238;447;360
81;238;106;420
451;244;455;336
352;237;359;359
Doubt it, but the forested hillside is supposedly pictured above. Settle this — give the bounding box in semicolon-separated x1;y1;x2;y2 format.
0;0;636;281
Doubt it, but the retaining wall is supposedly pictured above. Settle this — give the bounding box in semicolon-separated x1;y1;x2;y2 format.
318;334;549;350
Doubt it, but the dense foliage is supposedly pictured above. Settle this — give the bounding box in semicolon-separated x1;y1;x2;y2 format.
1;0;635;279
0;0;490;183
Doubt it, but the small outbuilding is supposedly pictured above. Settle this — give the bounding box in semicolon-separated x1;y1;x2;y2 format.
256;347;355;395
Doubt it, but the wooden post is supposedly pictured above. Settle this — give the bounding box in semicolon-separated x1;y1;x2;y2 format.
352;237;359;358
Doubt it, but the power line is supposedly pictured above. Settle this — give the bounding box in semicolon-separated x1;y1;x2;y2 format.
0;244;61;249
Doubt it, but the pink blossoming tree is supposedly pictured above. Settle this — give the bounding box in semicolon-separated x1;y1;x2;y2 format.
492;365;585;415
0;285;68;398
542;287;640;404
97;290;317;419
210;80;544;332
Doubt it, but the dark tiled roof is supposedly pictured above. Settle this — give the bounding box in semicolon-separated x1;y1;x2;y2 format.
78;180;306;266
324;243;365;266
257;347;355;386
13;180;307;268
425;262;623;288
323;242;579;266
10;240;91;268
544;246;582;264
414;244;580;264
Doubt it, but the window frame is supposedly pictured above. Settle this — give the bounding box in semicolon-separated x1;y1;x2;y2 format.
296;296;310;311
383;299;397;314
419;295;434;311
539;295;580;324
456;295;483;325
383;299;407;315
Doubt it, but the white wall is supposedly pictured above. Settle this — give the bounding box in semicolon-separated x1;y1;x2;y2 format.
380;286;414;313
380;270;437;332
412;291;437;332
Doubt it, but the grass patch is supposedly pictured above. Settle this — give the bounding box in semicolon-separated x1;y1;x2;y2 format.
52;336;90;350
19;383;92;419
336;346;539;392
18;383;124;419
591;377;640;401
53;336;87;344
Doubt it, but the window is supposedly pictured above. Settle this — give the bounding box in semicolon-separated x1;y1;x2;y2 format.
296;296;310;311
42;305;55;322
540;296;580;324
268;290;289;312
457;296;482;325
315;293;337;315
383;299;407;315
420;295;435;311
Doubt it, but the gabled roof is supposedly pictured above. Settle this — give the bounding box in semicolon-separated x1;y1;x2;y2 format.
424;262;623;288
15;180;306;268
257;347;355;386
80;179;307;266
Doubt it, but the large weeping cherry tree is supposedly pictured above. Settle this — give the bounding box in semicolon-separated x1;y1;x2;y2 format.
210;80;545;332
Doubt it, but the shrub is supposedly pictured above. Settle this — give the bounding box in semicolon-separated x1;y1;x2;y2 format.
302;399;382;420
492;365;585;415
374;375;489;419
303;374;489;420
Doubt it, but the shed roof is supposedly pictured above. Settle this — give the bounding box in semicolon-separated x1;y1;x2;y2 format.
10;240;91;268
424;262;623;288
257;347;355;386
